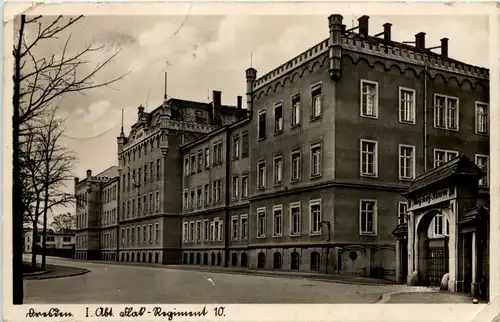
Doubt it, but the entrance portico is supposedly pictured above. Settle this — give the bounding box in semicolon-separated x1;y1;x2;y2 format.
394;155;489;299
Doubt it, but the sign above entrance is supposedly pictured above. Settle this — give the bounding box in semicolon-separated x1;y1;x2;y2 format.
408;186;456;211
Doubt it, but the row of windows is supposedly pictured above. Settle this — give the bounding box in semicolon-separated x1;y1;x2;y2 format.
122;159;161;192
122;133;163;166
101;232;117;248
76;213;87;229
122;191;161;220
183;180;224;210
257;251;318;271
121;223;160;246
230;215;249;240
257;142;323;189
76;193;87;208
182;217;232;243
101;185;118;204
76;233;87;249
101;208;118;227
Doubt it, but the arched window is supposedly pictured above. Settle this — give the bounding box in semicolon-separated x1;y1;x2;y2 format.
273;252;282;269
291;251;300;270
142;253;146;263
183;253;188;264
155;253;159;264
189;253;194;264
231;253;238;266
258;252;266;269
310;252;320;271
217;253;222;266
126;253;129;262
211;253;216;266
241;253;248;267
196;253;201;265
131;253;135;262
203;253;208;265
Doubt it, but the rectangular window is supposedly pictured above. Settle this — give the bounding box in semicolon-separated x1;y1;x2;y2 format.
292;94;301;126
190;154;196;174
197;150;203;172
360;140;378;176
150;161;154;180
232;176;239;200
137;226;141;245
258;110;266;140
156;159;161;178
233;135;240;159
241;132;249;157
231;216;239;240
121;229;125;245
218;221;224;241
149;193;153;212
274;102;283;133
148;224;152;244
475;102;488;134
273;155;283;185
131;228;135;245
311;83;322;119
257;160;266;189
197;187;202;207
290;202;301;236
241;174;248;199
183;189;188;209
212;144;217;165
190;190;195;209
399;87;416;124
217;180;223;203
291;150;301;182
399;145;415;180
184;156;189;176
132;199;136;216
210;222;215;241
361;80;378;118
212;182;217;204
189;222;195;243
204;148;210;169
434;94;459;130
310;200;322;235
155;191;160;211
144;164;148;182
217;142;223;164
434;149;458;168
240;215;248;240
203;220;209;242
273;205;283;237
204;184;210;205
475;154;489;187
143;225;146;243
138;168;142;185
398;202;408;224
310;143;322;177
360;200;377;235
257;208;266;238
196;221;202;242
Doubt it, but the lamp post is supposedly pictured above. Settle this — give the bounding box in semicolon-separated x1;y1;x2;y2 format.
320;221;332;274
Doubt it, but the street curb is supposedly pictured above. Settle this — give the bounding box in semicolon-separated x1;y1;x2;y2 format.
25;268;91;280
23;270;49;277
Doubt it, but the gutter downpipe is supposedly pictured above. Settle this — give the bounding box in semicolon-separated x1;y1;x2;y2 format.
424;58;428;173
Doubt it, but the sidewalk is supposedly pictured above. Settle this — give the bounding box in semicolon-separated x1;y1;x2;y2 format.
23;262;90;280
382;291;483;304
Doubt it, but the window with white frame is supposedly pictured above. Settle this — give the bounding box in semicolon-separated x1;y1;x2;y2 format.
258;110;267;140
137;226;141;245
432;213;449;237
258;160;266;189
291;149;301;181
310;199;321;235
197;187;202;207
241;174;248;198
399;87;416;124
257;208;266;238
190;190;195;209
218;221;223;241
197;150;203;172
242;132;249;157
240;215;248;240
475;155;489;187
155;223;160;243
184;156;189;176
233;135;240;159
311;84;322;119
143;225;146;243
434;94;459;130
360;140;378;176
290;202;301;236
274;102;284;133
360;200;377;235
184;190;189;209
196;221;202;242
399;145;415;180
292;95;301;126
213;219;219;241
310;143;322;177
190;154;196;174
273;155;283;185
273;205;283;237
231;216;239;240
155;191;160;211
475;102;488;134
217;180;222;203
434;149;458;168
204;184;209;205
203;220;209;241
148;224;153;243
232;176;239;200
189;222;195;242
204;148;210;169
398;202;408;224
361;80;378;118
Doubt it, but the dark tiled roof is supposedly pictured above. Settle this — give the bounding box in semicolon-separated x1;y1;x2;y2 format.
392;223;408;238
403;155;483;197
458;206;489;225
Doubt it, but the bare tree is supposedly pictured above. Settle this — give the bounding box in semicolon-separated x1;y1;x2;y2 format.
51;212;76;234
13;15;128;302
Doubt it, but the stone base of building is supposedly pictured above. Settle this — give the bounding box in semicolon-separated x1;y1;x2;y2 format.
75;250;100;260
100;251;118;261
182;249;229;267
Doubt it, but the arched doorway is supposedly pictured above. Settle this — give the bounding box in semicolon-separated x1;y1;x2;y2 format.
196;253;201;265
183;253;188;264
203;253;208;265
240;253;248;267
211;253;216;265
126;253;129;262
310;252;320;271
131;253;135;262
148;253;152;263
142;253;146;263
273;252;282;269
231;253;238;266
257;252;266;269
416;209;450;286
155;253;159;264
121;253;124;262
291;251;300;270
217;253;222;266
189;253;194;264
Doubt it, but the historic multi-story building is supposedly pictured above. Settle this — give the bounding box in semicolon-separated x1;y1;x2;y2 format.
99;176;119;261
24;228;75;258
74;166;119;260
75;14;489;295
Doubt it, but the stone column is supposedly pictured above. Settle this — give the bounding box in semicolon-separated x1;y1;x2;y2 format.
471;231;478;296
396;239;401;283
408;211;416;283
447;207;458;292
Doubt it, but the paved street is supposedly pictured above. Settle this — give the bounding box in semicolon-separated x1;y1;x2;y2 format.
23;255;407;304
23;255;476;304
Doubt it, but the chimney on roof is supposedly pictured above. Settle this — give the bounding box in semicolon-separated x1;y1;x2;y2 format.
246;68;257;114
237;96;242;109
415;32;426;50
358;15;369;38
441;38;449;57
212;90;221;107
86;169;92;178
383;23;392;42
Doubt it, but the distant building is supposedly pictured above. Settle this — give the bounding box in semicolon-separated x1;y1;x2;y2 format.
24;228;75;258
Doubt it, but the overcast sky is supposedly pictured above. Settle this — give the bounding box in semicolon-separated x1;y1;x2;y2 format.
30;13;488;214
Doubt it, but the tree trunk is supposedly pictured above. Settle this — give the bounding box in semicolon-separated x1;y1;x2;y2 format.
41;208;48;269
31;218;38;269
13;14;25;305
